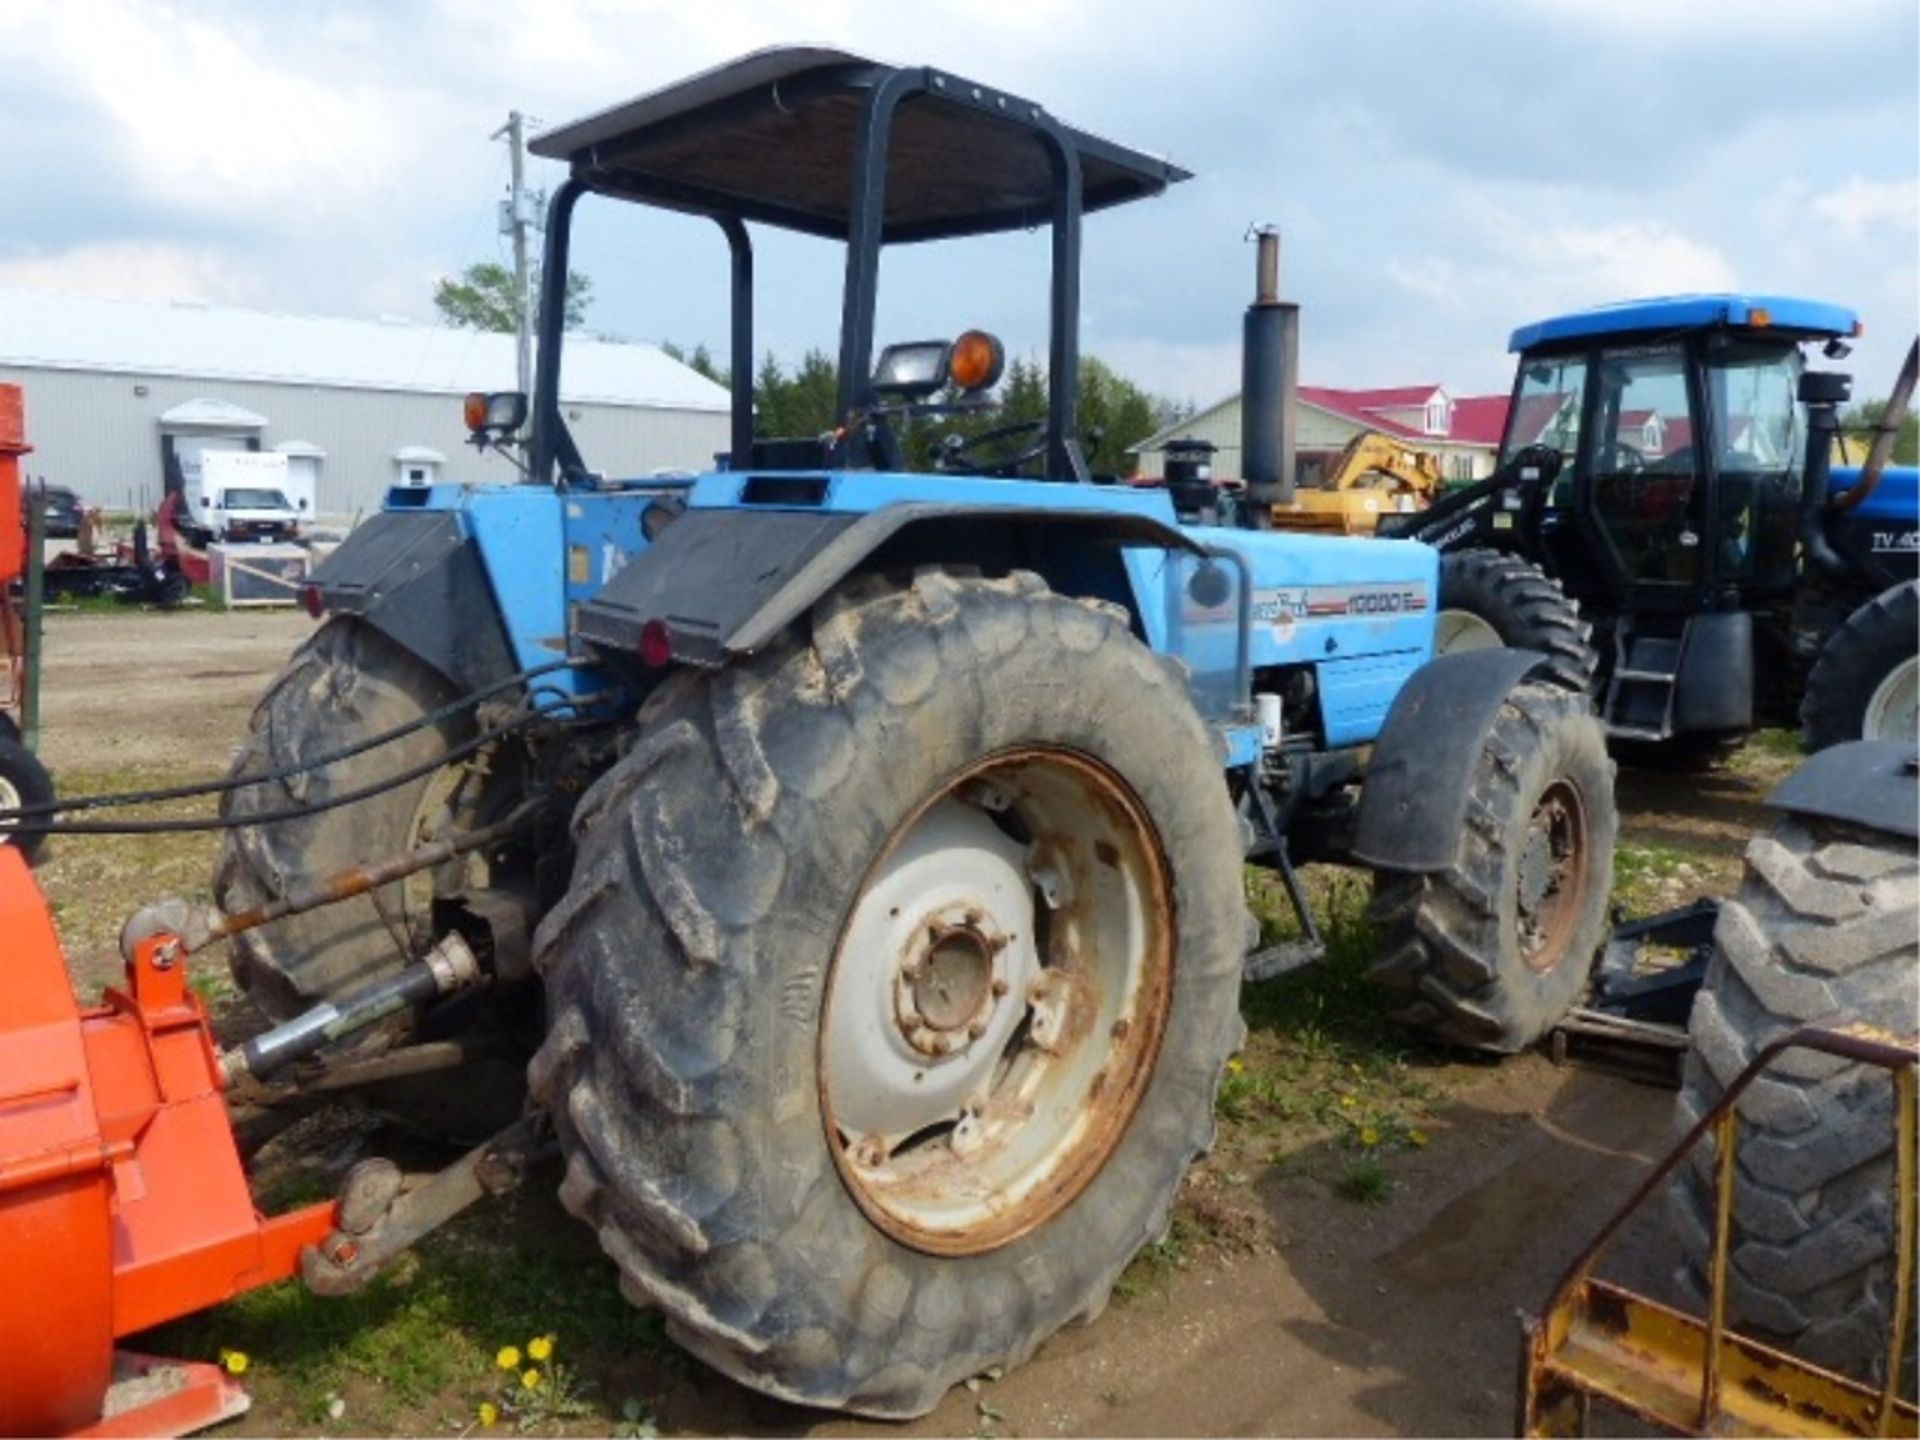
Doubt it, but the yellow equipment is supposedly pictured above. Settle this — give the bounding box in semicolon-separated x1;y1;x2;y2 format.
1519;1024;1918;1438
1270;429;1444;535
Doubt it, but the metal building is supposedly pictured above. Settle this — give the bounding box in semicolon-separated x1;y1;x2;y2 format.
0;291;730;518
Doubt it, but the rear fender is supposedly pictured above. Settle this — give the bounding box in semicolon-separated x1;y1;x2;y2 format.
312;510;519;693
575;502;1201;665
1350;647;1556;872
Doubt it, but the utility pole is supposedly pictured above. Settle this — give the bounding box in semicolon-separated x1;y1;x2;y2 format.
493;110;538;399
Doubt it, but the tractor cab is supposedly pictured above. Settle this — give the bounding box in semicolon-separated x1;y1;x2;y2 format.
1498;294;1860;611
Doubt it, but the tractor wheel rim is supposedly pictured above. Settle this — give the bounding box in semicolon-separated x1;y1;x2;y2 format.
0;773;20;844
1516;778;1588;974
1436;609;1503;655
821;747;1174;1256
1863;656;1919;743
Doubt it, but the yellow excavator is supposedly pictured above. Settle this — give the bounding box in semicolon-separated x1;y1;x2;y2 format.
1270;429;1443;534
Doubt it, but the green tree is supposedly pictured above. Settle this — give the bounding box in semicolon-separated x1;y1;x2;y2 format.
1843;397;1919;465
433;262;593;332
661;339;729;387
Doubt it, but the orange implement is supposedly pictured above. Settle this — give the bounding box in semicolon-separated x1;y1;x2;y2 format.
0;848;336;1437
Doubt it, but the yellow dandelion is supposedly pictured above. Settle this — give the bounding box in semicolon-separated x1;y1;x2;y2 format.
478;1401;500;1428
1226;1057;1245;1075
521;1368;544;1392
1409;1128;1430;1148
1339;1094;1357;1109
219;1349;250;1376
1360;1126;1381;1147
527;1334;554;1363
495;1345;522;1371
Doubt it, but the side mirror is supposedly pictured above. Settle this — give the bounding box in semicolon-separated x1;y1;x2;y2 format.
464;390;528;437
298;498;309;510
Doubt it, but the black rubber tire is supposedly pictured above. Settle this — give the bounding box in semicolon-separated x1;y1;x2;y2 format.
1368;682;1618;1052
1800;582;1919;752
0;736;54;865
1668;810;1919;1387
1435;549;1599;695
527;568;1249;1417
215;618;467;1017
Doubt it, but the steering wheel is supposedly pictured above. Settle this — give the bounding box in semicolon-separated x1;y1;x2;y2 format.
937;419;1049;477
1596;439;1647;472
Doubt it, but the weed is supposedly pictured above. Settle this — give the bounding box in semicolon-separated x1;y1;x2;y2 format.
1334;1158;1393;1205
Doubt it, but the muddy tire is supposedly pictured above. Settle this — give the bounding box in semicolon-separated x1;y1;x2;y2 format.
1434;549;1598;695
1668;809;1919;1385
215;619;467;1017
1801;582;1919;752
0;736;53;865
1368;682;1617;1052
528;569;1248;1417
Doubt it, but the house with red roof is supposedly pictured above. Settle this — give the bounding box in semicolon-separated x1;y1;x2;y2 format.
1131;381;1516;485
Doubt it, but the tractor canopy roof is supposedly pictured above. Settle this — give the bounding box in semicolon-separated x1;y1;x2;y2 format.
529;46;1190;243
1509;294;1860;353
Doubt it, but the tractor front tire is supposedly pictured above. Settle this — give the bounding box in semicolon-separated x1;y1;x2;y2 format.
1668;809;1918;1386
1434;549;1598;695
1800;581;1919;752
1369;682;1617;1052
528;569;1248;1416
0;736;54;865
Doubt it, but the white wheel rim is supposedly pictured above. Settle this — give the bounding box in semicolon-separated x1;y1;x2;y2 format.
1436;608;1503;655
0;772;20;845
821;748;1172;1255
1863;655;1919;742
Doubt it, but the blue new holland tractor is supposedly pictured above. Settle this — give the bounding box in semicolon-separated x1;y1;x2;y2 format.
218;49;1617;1414
1386;297;1919;759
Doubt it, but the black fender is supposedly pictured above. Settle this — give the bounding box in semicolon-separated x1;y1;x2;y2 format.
575;500;1203;666
312;510;519;693
1767;739;1917;842
1350;646;1557;872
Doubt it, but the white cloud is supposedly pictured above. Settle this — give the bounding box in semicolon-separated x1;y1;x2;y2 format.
1811;178;1920;233
0;241;263;305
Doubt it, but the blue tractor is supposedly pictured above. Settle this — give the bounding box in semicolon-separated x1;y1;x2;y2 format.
1385;297;1919;758
218;48;1617;1414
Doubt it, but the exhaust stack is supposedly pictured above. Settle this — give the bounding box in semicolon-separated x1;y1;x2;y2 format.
1241;226;1299;519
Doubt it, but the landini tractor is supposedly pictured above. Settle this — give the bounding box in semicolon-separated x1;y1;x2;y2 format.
1384;299;1919;758
0;49;1622;1428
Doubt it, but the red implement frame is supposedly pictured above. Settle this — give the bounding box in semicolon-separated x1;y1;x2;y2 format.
0;848;337;1436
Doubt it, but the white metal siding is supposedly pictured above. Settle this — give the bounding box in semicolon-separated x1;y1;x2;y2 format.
0;366;728;518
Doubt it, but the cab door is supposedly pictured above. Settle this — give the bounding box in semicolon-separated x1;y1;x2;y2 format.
1580;343;1708;605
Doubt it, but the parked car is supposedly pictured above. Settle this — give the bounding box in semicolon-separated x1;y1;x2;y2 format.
38;485;82;539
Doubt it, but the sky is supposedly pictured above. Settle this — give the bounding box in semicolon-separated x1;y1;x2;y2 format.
0;0;1914;411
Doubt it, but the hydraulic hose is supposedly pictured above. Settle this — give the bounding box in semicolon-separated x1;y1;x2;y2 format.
0;693;603;836
7;657;580;819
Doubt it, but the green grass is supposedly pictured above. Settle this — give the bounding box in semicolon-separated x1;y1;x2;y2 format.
144;1192;673;1429
1334;1157;1393;1205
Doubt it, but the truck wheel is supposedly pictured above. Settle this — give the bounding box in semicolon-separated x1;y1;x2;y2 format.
1668;809;1918;1386
1435;549;1598;695
1368;682;1616;1052
0;737;54;865
528;569;1247;1416
1800;581;1919;751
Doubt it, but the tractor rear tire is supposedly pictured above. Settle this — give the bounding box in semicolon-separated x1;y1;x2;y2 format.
1668;809;1918;1387
0;736;53;865
1434;549;1598;695
216;618;467;1018
528;569;1248;1417
1368;682;1617;1052
1800;581;1919;752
